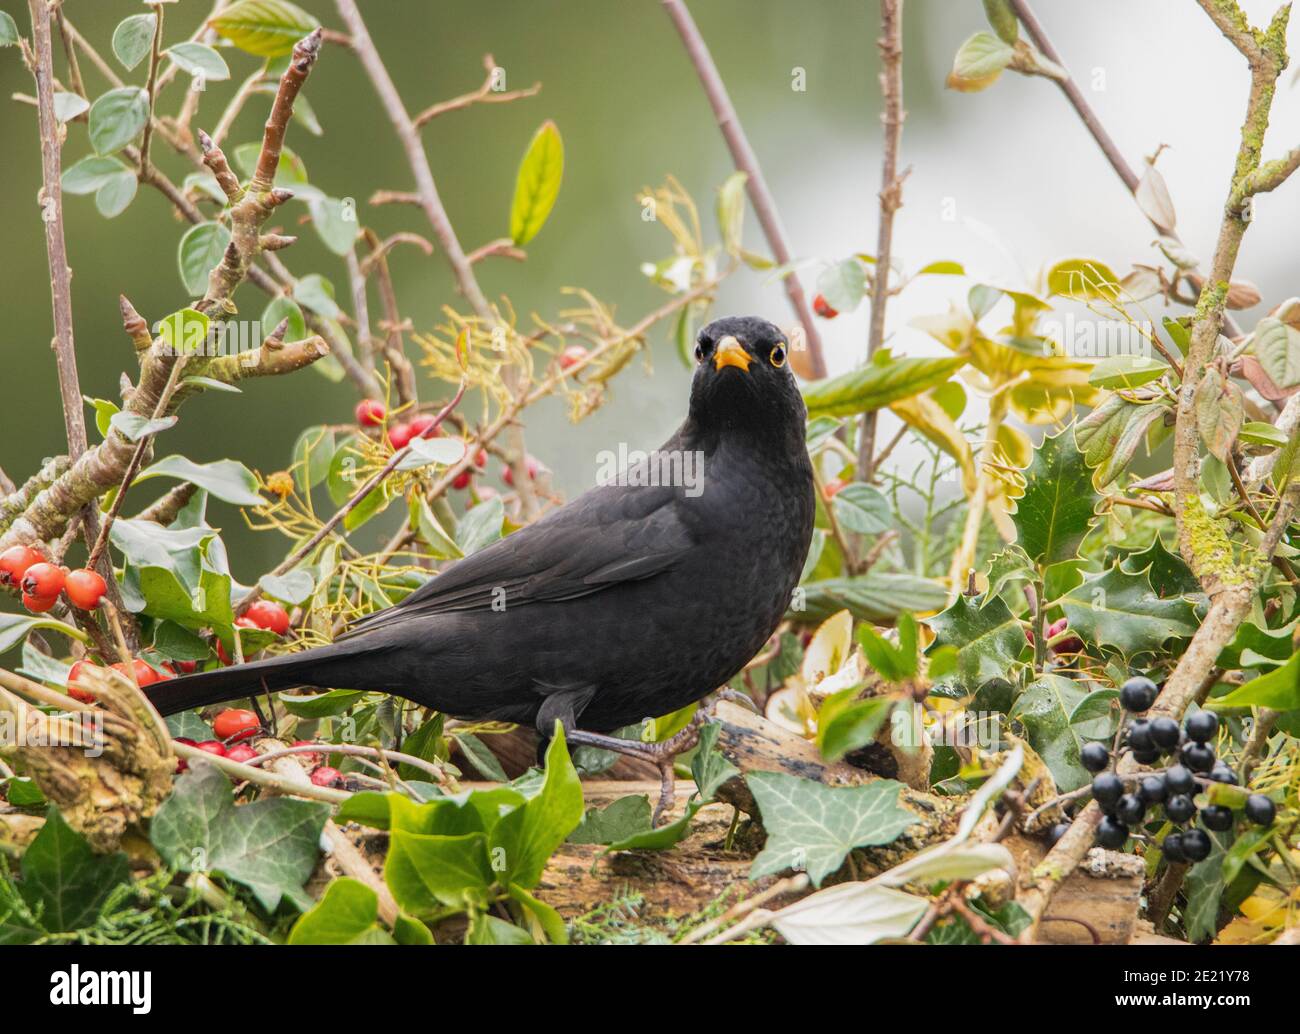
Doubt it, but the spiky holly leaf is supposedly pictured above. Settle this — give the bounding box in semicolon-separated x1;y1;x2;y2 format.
1012;428;1098;566
1059;566;1198;657
1119;535;1200;598
925;594;1025;693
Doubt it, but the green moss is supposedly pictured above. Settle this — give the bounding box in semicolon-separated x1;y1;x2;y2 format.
1182;494;1254;587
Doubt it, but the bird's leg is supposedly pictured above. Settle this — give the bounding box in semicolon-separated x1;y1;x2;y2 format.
565;712;706;827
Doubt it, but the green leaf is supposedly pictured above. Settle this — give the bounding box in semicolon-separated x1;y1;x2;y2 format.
802;353;966;419
210;0;320;57
467;912;533;944
691;720;739;801
292;273;340;319
291;425;336;493
109;411;177;442
88;87;150;155
1059;565;1199;657
832;482;891;535
289;877;393;945
816;690;893;763
604;799;703;852
278;689;364;718
983;0;1019;43
177;222;232;296
259;569;315;605
1011;674;1096;791
233;142;315;196
1046;258;1123;302
1238;421;1289;448
1088;353;1169;390
507;883;566;943
984;544;1034;602
1076;395;1169;489
794;573;948;624
111;13;156;70
93;169;138;218
568;794;653;845
816;258;867;314
53;92;89;123
62;156;130;195
0;12;17;46
395;436;467;473
949;31;1013;90
715;170;748;255
1254;316;1300;390
151;762;329;911
165;43;231;82
747;774;916;886
1214;650;1300;712
509;121;564;246
925;594;1025;694
1119;535;1200;598
456;496;505;556
17;809;130;933
0;613;88;656
136;455;264;506
386;830;494;914
1195;367;1243;463
1012;427;1098;566
307;196;360;255
263;295;309;342
487;727;584;889
411;495;463;561
453;732;509;782
156;307;211;355
1183;831;1230;943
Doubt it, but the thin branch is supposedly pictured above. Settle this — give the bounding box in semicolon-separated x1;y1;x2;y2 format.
660;0;827;380
858;0;907;480
412;53;540;127
137;2;165;176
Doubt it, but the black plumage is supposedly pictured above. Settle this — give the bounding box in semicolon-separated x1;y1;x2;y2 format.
146;316;815;736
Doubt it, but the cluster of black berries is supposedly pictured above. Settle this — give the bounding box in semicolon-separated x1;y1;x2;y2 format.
1048;676;1276;863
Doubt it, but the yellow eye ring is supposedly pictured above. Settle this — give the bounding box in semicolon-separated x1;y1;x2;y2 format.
769;345;787;368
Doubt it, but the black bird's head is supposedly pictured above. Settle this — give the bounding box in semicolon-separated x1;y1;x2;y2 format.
687;316;807;440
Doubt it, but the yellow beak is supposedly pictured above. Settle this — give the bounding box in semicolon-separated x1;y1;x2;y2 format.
713;335;751;373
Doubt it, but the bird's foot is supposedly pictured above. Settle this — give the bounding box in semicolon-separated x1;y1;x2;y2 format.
565;712;706;827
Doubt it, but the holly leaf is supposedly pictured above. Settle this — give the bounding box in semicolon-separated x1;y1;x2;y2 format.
1119;535;1200;598
925;594;1025;693
1010;674;1095;791
1012;427;1098;566
150;762;329;911
747;774;915;886
1059;565;1199;657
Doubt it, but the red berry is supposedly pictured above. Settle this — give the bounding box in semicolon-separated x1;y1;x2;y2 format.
310;766;342;787
0;545;43;588
292;739;322;763
67;660;100;703
226;743;258;764
21;562;65;600
22;592;58;613
110;658;160;687
174;736;197;773
559;344;589;370
813;293;839;319
473;449;487;469
245;599;290;636
387;421;414;450
405;414;438;440
354;399;385;427
452;469;473;490
821;478;847;501
1047;617;1069;638
195;740;228;758
1024;626;1035;645
64;568;108;610
213;708;260;743
174;659;198;674
502;456;540;487
215;639;232;665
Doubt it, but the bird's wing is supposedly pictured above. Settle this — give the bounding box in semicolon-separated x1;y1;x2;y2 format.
337;483;693;638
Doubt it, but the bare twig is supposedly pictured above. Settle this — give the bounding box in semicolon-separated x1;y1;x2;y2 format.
137;2;165;176
660;0;826;381
412;53;540;127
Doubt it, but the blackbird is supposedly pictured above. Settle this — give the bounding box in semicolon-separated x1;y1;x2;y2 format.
146;316;814;762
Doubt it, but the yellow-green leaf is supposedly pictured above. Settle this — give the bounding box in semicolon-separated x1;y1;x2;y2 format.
209;0;319;58
509;121;564;246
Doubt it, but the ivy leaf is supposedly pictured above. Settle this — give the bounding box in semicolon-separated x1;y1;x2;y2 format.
16;809;130;933
925;594;1025;694
289;877;395;945
136;455;264;506
1011;674;1095;791
509;121;564;246
747;774;916;886
831;482;891;535
1183;830;1230;943
151;762;329;911
178;222;232;296
1012;427;1098;566
111;13;156;70
1059;566;1199;657
802;353;965;419
691;720;739;801
88;87;150;156
210;0;320;58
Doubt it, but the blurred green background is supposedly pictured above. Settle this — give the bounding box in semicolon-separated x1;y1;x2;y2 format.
0;1;1295;584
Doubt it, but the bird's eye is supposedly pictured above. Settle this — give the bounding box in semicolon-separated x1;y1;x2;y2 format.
694;342;706;363
769;345;787;368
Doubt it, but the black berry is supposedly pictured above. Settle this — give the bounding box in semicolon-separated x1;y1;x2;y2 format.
1148;716;1181;752
1116;793;1146;825
1047;822;1071;846
1180;742;1216;773
1166;794;1196;823
1132;747;1162;765
1209;764;1237;785
1181;828;1212;862
1184;710;1218;743
1127;719;1153;752
1081;742;1110;773
1139;775;1168;805
1244;794;1276;827
1092;772;1123;810
1201;805;1233;832
1164;764;1195;796
1120;676;1158;712
1096;816;1129;849
1162;833;1185;863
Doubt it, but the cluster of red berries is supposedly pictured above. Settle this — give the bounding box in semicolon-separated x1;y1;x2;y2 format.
175;708;341;786
354;399;492;493
1;545;108;614
1047;677;1278;863
66;656;177;704
1025;616;1084;655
